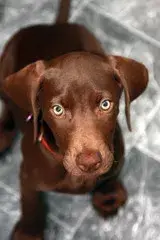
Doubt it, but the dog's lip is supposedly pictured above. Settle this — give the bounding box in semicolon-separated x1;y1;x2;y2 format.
65;167;110;181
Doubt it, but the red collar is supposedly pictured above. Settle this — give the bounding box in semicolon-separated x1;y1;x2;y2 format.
26;114;63;160
40;136;63;161
41;137;55;155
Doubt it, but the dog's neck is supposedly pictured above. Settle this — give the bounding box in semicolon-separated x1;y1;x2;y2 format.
26;114;63;161
38;135;63;163
40;136;56;155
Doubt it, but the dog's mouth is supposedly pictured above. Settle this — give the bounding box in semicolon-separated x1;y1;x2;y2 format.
63;152;114;180
63;163;113;183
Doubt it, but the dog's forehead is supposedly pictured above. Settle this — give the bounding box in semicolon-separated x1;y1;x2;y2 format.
56;53;112;78
44;53;115;87
42;53;120;102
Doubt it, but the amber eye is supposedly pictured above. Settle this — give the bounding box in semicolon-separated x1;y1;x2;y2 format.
53;104;64;116
99;99;111;111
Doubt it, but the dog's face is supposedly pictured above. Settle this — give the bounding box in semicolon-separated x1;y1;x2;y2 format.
40;54;121;177
3;52;148;179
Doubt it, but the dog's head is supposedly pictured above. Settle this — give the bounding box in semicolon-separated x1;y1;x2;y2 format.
3;52;148;179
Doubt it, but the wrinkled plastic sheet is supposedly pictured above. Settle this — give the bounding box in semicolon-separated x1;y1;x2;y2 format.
0;0;160;240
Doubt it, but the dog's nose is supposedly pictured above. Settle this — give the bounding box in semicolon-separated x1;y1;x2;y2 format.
76;151;102;173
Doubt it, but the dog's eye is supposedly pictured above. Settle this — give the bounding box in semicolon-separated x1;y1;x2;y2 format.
53;104;64;116
99;99;111;111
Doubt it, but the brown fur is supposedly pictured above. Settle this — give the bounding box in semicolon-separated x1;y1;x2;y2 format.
0;0;148;239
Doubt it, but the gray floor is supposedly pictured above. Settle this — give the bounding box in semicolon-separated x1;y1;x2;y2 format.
0;0;160;239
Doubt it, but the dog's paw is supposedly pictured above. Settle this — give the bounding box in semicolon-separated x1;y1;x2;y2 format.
92;181;127;218
11;221;44;240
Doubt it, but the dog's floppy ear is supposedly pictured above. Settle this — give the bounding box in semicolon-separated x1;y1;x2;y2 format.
108;55;149;131
3;60;46;141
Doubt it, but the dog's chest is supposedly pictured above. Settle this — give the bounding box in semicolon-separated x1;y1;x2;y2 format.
53;174;97;194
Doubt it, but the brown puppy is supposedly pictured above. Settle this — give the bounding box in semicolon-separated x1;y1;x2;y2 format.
0;0;148;239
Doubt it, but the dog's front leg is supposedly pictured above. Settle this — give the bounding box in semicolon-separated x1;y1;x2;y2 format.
11;163;46;240
92;180;127;218
92;124;127;218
